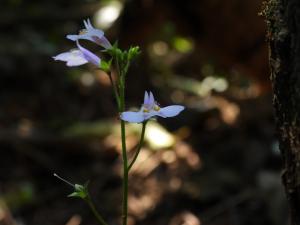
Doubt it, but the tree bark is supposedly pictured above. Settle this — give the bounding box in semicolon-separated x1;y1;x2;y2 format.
264;0;300;224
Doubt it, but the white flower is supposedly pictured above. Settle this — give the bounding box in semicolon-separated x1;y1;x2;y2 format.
66;19;112;49
53;41;100;67
121;91;185;123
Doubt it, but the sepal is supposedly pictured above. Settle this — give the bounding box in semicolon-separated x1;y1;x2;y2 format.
128;46;141;61
68;181;90;199
100;59;112;72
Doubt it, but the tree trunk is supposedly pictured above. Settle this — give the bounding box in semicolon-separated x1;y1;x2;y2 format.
264;0;300;224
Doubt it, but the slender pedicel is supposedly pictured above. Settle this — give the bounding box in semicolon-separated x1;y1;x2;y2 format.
54;173;75;188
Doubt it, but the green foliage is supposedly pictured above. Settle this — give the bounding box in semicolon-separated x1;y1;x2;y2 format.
172;37;193;53
128;46;141;61
100;59;112;72
68;182;89;199
107;42;141;75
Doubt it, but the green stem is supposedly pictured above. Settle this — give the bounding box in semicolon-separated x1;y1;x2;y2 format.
121;119;128;225
127;122;147;171
85;195;108;225
107;71;120;109
117;61;128;225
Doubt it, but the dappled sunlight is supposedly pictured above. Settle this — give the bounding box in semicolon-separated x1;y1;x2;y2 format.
80;72;96;87
0;200;18;225
165;75;229;98
172;37;194;54
129;149;160;176
104;133;138;154
145;122;175;149
212;97;240;125
162;150;177;164
171;90;185;104
124;138;203;221
229;81;261;99
95;69;111;86
169;211;201;225
1;0;284;224
94;1;123;30
65;215;82;225
151;41;169;56
175;142;201;169
128;177;163;219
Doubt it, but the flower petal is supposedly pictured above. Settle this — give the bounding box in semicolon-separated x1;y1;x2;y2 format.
66;34;80;41
86;19;93;29
149;91;155;106
144;111;159;120
66;19;107;47
158;105;185;118
144;91;149;105
84;19;89;29
53;50;88;67
66;33;95;42
95;36;112;49
120;111;145;123
76;41;101;67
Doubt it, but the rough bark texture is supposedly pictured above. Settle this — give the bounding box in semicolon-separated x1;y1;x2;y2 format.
264;0;300;224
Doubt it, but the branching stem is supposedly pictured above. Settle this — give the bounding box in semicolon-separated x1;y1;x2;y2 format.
128;122;147;171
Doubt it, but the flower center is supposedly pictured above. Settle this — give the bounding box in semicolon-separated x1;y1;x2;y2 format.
153;105;160;111
79;29;88;35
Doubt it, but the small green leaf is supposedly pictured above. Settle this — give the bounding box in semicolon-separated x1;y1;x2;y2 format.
68;183;89;199
128;46;141;61
74;184;84;191
68;192;81;198
106;44;122;59
100;59;112;72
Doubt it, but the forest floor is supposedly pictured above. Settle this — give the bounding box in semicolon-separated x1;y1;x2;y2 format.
0;93;288;225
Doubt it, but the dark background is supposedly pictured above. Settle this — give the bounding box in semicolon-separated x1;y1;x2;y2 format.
0;0;288;225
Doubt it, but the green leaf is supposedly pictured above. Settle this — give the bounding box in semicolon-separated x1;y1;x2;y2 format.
128;46;141;61
68;183;89;199
100;59;112;72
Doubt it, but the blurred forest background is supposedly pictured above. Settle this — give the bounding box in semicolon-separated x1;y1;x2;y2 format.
0;0;288;225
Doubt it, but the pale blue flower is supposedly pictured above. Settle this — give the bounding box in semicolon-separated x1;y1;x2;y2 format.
53;41;100;67
121;91;185;123
67;19;112;49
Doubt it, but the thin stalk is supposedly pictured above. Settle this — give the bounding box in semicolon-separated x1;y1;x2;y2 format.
117;61;128;225
127;122;147;171
120;119;128;225
85;195;108;225
107;71;120;109
116;57;121;90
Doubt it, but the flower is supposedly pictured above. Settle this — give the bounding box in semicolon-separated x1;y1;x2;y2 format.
121;91;185;123
53;41;101;67
66;19;112;49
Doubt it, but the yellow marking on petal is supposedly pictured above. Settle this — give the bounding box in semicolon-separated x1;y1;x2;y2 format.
143;109;150;113
154;105;160;111
79;29;88;35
